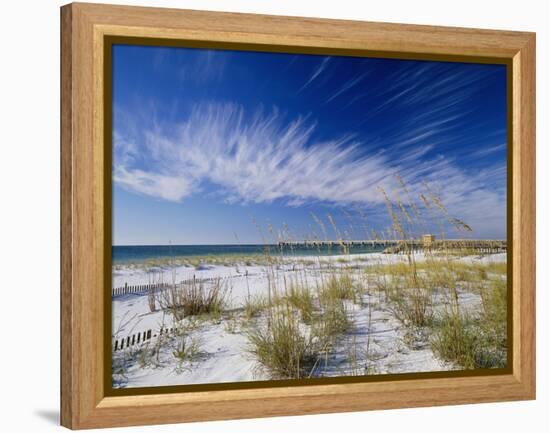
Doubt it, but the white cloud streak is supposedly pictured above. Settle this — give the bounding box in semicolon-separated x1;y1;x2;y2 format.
113;103;506;237
297;57;330;93
470;143;506;158
114;166;196;202
324;72;369;104
113;104;506;233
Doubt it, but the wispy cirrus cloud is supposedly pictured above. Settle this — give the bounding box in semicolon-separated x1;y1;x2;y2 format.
358;62;498;127
324;72;369;104
113;102;506;237
114;166;196;202
297;57;330;93
470;143;506;158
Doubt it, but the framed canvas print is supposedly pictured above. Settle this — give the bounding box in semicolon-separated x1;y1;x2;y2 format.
60;2;536;429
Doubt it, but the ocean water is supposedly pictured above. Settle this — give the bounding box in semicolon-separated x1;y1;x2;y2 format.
112;244;384;264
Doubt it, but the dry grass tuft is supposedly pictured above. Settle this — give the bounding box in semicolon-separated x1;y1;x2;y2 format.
158;277;228;321
247;304;317;379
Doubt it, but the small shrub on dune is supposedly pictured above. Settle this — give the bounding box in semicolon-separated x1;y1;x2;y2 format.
246;273;357;379
286;284;315;323
159;277;228;321
315;279;353;348
388;286;434;328
319;273;358;304
430;310;477;369
244;294;267;320
430;268;507;369
431;292;507;370
477;279;507;367
313;300;351;350
480;279;507;328
247;304;317;379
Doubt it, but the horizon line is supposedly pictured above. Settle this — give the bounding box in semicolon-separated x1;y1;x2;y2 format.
112;237;507;247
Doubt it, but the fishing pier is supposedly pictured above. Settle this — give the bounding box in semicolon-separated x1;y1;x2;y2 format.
277;236;507;254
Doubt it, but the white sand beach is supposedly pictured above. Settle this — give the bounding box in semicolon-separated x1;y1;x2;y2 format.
112;252;506;388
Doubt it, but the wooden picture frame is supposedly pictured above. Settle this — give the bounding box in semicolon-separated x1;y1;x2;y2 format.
60;2;536;429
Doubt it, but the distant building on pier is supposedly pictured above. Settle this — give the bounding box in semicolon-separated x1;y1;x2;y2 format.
422;234;435;248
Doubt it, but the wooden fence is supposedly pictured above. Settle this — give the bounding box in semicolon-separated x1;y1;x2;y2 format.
112;326;182;352
112;282;169;297
112;276;233;297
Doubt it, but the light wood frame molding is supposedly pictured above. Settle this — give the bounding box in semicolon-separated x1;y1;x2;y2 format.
60;2;535;429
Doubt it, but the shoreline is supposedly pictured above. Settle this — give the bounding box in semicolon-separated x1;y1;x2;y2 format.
112;249;385;267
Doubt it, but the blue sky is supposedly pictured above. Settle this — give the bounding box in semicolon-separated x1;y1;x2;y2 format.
112;44;507;245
